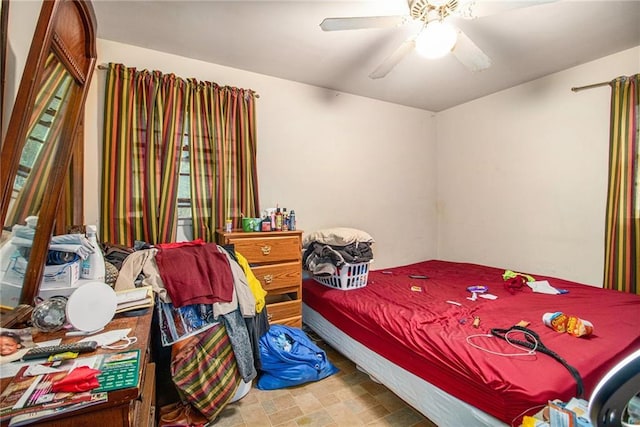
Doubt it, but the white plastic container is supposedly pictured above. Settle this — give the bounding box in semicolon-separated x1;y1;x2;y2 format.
313;261;371;290
81;225;106;282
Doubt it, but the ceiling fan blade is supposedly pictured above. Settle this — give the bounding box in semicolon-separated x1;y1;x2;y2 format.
464;0;558;19
452;29;491;72
320;16;406;31
369;38;415;79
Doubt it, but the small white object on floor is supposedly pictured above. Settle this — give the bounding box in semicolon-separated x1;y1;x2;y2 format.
479;293;498;300
230;379;252;402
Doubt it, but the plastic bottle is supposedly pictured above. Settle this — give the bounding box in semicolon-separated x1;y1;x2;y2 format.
542;312;593;337
81;225;106;282
275;207;283;231
282;208;289;231
269;209;276;229
289;210;296;231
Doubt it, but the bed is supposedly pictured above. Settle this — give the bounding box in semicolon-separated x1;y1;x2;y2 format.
301;260;640;427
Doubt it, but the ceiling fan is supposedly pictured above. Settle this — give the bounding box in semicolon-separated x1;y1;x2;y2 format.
319;0;534;79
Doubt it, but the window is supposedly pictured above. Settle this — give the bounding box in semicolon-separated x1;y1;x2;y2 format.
177;139;192;220
101;63;258;245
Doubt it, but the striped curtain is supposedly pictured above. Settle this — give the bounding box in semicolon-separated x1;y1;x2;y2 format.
101;64;187;245
101;63;259;246
5;53;73;225
603;74;639;294
189;81;259;242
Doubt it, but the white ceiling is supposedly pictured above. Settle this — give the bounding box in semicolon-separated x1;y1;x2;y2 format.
92;0;640;112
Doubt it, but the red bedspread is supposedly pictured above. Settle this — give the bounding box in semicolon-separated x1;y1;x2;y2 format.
302;260;640;424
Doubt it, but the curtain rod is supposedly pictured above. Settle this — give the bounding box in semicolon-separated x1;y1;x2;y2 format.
571;80;611;92
96;64;260;98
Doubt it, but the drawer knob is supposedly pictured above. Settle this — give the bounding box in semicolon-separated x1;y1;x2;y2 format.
261;245;271;255
263;274;273;284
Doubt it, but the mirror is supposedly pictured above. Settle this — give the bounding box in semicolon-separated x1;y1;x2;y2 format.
4;53;74;227
0;0;96;317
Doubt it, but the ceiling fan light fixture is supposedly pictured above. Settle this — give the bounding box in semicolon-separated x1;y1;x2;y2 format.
415;21;458;59
427;0;450;7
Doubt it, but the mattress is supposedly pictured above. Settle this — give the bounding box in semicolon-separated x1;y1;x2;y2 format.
302;260;640;425
302;303;507;427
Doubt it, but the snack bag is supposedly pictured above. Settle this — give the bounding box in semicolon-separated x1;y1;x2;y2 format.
566;316;593;338
543;312;593;337
543;312;569;333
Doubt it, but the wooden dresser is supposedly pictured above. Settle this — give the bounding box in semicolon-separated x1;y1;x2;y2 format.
216;230;303;327
0;309;155;427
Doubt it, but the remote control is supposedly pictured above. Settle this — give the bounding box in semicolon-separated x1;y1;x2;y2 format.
22;341;98;360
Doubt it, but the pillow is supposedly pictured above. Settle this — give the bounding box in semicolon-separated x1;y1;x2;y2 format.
303;227;374;247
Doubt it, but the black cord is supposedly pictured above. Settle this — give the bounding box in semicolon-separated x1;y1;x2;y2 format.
491;325;584;397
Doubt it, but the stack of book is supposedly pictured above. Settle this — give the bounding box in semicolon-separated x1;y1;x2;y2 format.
115;286;154;314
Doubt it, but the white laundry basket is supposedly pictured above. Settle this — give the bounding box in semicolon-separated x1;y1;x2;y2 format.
313;261;371;290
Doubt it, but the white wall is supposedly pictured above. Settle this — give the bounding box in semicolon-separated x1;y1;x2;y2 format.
84;39;438;270
436;46;640;287
5;0;637;284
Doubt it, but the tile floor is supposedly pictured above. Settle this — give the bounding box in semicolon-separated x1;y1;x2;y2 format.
213;339;437;427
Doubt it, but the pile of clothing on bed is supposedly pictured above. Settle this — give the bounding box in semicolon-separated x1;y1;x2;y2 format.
302;227;374;276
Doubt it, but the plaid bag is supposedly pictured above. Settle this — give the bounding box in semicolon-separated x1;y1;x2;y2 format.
170;323;241;421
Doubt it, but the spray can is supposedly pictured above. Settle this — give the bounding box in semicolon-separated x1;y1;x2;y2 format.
289;210;296;231
225;219;233;233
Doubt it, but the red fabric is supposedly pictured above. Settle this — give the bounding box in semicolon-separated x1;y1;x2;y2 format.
155;243;234;307
302;260;640;424
51;366;101;393
155;239;205;249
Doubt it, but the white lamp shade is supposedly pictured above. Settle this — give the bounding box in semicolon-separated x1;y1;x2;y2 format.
415;21;458;59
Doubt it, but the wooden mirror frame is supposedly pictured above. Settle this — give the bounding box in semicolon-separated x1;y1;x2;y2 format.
0;0;8;137
0;0;96;313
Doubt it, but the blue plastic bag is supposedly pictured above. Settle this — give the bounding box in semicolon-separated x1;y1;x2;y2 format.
256;325;339;390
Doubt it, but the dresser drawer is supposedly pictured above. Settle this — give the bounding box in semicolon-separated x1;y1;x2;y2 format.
215;230;303;328
266;296;302;326
274;316;302;328
229;236;301;264
251;262;301;293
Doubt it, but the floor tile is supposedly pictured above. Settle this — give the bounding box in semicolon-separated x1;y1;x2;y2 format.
160;340;436;426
